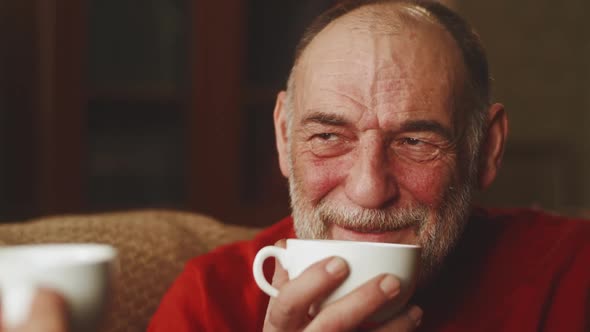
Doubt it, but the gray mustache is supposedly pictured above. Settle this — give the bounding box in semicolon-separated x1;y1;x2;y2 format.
316;203;429;233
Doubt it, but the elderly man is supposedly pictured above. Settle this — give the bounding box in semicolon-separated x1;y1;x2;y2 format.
147;0;589;331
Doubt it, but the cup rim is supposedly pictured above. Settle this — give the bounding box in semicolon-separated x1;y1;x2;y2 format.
0;243;117;265
286;238;421;248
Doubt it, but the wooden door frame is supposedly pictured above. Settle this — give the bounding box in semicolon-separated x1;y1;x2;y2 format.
186;1;247;224
0;0;86;220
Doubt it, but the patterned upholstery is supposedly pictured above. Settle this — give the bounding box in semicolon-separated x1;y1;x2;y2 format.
0;210;260;332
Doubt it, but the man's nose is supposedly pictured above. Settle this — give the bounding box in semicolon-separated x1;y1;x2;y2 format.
344;141;398;209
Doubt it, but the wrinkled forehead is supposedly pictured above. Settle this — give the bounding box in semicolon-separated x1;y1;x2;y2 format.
294;4;466;112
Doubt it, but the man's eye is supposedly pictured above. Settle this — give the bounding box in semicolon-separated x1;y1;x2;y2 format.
392;137;439;162
316;133;338;140
401;137;423;146
309;133;350;157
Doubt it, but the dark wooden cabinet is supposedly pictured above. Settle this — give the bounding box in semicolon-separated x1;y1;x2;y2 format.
1;0;86;220
0;0;334;226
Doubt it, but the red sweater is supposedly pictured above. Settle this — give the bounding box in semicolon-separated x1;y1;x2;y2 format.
148;208;590;331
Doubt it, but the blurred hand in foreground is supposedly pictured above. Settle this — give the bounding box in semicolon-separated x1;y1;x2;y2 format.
1;288;68;332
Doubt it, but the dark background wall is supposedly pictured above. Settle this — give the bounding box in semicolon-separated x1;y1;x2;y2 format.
460;0;590;211
1;0;588;225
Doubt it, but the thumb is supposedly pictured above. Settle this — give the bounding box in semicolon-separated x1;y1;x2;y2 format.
264;239;290;327
270;239;289;289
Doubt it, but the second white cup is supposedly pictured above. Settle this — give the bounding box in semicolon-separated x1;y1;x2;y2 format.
0;244;117;331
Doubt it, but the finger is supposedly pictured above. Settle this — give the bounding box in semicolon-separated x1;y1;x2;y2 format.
270;239;289;289
264;240;290;328
266;256;349;330
7;288;69;332
305;274;401;332
373;305;423;332
265;240;289;316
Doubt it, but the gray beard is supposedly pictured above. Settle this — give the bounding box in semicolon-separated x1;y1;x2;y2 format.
288;172;475;285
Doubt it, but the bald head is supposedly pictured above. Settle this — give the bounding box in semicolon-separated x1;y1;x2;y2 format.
291;0;489;102
301;1;441;49
295;5;465;122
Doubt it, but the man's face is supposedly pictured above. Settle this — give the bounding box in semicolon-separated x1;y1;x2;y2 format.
279;13;476;279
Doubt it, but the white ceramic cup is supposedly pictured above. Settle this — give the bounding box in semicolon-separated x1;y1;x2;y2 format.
0;244;117;331
253;239;421;323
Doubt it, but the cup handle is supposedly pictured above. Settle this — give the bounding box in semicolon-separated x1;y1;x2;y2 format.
252;245;288;298
1;282;37;328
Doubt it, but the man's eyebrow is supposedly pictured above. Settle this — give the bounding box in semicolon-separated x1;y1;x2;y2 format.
301;113;452;138
399;120;453;139
301;111;349;126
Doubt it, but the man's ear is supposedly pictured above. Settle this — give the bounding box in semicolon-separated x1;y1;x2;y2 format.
478;103;508;190
274;91;290;178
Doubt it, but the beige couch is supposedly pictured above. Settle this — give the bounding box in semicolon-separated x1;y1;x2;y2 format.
0;210;260;332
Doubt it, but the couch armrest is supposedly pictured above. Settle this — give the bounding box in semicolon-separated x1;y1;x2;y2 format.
0;210;260;332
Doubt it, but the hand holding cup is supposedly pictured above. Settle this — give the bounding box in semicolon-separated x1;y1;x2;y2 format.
253;239;421;327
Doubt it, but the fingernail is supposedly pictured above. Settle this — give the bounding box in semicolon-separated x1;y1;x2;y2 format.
379;274;400;298
325;257;347;276
408;306;423;325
